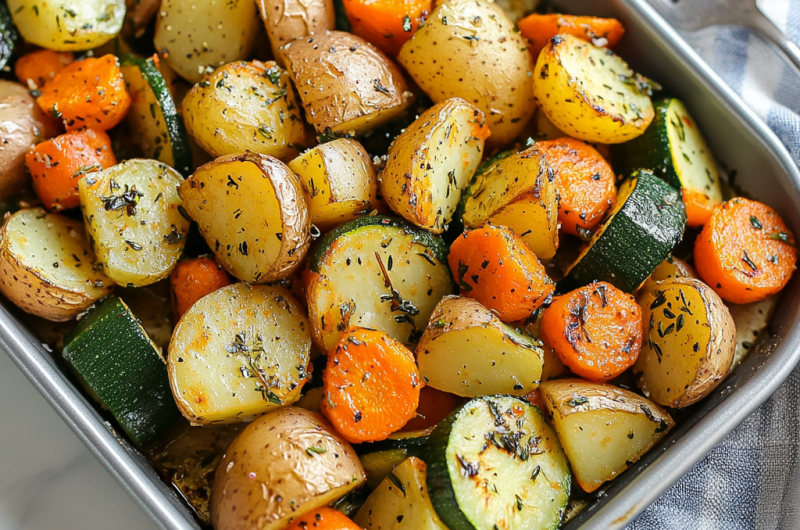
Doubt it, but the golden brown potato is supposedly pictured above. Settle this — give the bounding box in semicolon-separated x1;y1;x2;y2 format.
398;0;535;148
283;31;412;135
211;407;366;530
379;98;487;233
256;0;334;63
182;61;307;160
0;208;114;321
180;151;310;283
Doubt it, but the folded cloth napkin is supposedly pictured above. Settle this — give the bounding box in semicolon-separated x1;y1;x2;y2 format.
630;2;800;528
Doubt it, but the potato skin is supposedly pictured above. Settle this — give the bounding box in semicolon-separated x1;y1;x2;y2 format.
256;0;334;63
283;31;411;135
211;407;366;530
397;0;535;148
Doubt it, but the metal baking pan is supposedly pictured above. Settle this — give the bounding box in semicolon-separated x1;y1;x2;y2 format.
1;0;799;528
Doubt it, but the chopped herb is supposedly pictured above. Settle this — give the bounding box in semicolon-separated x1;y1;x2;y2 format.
742;250;758;271
568;397;589;407
387;472;406;496
457;261;473;292
676;313;685;332
531;465;541;481
306;446;327;456
456;454;479;478
125;240;142;251
750;216;763;230
72;165;101;179
650;291;666;310
402;15;412;32
769;232;795;246
373;79;392;95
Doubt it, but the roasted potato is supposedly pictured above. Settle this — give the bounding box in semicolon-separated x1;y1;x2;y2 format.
540;378;674;493
283;31;412;135
355;457;448;530
462;145;559;261
0;81;56;201
8;0;124;51
534;33;655;144
635;277;736;408
380;98;488;233
288;138;376;231
211;407;366;530
417;295;544;397
640;256;695;294
256;0;334;63
79;159;189;288
179;151;310;283
154;0;260;83
182;61;307;160
168;283;312;424
729;294;779;370
398;0;535;148
0;208;114;321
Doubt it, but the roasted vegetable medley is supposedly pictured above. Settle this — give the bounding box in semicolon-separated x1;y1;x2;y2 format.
0;0;796;528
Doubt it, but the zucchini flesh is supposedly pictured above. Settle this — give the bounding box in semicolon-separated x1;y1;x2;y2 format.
424;396;570;530
121;55;192;176
62;296;180;445
613;98;721;201
0;0;17;70
558;171;687;294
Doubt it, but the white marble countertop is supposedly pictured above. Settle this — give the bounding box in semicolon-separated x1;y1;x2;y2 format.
0;350;158;530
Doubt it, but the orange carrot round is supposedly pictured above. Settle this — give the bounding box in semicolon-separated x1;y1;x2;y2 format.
284;507;361;530
400;385;465;432
694;198;797;304
538;137;617;236
682;188;717;228
519;13;625;59
322;327;422;443
541;281;642;382
25;129;116;211
344;0;432;57
15;50;75;90
170;257;233;319
448;224;554;322
37;55;131;132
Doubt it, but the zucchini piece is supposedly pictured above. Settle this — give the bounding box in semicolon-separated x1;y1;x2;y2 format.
307;215;455;352
62;296;180;445
361;448;410;489
356;426;434;455
0;0;18;70
121;56;192;176
424;396;570;530
558;170;687;294
614;98;721;202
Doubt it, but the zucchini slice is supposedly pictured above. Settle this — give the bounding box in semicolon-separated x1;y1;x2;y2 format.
614;98;721;202
62;296;180;445
121;55;192;176
424;396;570;530
0;0;17;70
307;215;455;352
558;170;686;294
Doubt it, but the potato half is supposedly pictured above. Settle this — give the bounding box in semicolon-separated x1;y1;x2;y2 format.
0;208;115;321
462;145;559;261
416;295;544;397
180;152;310;283
534;33;655;144
397;0;535;147
154;0;260;83
79;159;189;288
168;283;311;424
283;31;412;135
182;61;307;160
380;98;487;234
635;277;736;408
288;138;377;231
540;378;674;493
211;407;365;530
256;0;334;63
9;0;124;51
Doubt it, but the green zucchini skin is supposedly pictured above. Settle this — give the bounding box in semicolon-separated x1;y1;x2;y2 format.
0;0;18;70
558;171;687;294
355;427;433;456
63;296;180;445
309;215;450;273
120;55;193;176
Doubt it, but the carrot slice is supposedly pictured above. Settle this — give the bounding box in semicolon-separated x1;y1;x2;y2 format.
170;257;233;319
694;198;797;304
448;223;554;322
682;188;717;228
537;137;617;237
518;13;625;59
15;50;74;90
540;281;642;382
400;385;466;431
343;0;432;57
322;327;422;443
25;129;116;211
284;507;361;530
37;55;131;132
